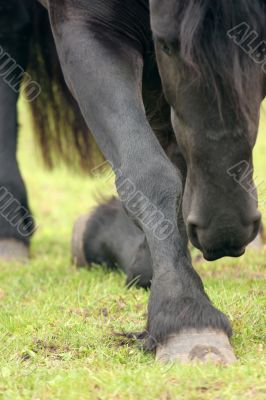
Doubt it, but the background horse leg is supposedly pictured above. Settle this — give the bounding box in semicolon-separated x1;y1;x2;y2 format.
71;136;187;290
0;2;34;261
72;197;153;289
49;1;235;364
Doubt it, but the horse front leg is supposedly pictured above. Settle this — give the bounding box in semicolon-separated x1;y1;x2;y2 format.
0;4;34;261
49;2;235;364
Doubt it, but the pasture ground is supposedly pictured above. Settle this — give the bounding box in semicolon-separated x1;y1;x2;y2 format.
0;102;265;399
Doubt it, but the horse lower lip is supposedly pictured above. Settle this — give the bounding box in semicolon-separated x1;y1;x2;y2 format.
203;247;245;261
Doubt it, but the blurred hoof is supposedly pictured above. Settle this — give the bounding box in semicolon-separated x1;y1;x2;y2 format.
156;330;237;365
71;214;90;267
0;239;29;263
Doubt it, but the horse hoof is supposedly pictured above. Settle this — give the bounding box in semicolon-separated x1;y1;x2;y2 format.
156;330;237;365
0;239;29;263
71;214;90;267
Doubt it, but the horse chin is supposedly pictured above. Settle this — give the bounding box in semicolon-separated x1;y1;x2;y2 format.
188;222;254;261
202;247;246;261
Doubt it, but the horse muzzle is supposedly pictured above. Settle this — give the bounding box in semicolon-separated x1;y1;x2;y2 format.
187;212;261;261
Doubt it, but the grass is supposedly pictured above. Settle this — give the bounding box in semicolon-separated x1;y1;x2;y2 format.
0;101;265;400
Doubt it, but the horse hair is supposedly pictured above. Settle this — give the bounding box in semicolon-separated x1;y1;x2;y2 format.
175;0;266;130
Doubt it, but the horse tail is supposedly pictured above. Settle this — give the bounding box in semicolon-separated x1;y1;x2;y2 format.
25;2;103;171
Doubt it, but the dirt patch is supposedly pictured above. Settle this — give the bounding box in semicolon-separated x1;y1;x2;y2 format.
21;338;70;362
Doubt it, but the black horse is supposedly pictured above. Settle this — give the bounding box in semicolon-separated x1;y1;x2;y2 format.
1;0;265;364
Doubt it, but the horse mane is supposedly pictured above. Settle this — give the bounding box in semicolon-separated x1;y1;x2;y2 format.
175;0;266;130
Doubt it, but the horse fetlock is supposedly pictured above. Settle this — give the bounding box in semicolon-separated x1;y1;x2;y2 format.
72;200;154;288
146;293;232;352
126;256;153;289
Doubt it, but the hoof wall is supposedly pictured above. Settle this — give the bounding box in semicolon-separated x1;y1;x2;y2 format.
0;240;29;263
156;330;237;365
71;214;90;267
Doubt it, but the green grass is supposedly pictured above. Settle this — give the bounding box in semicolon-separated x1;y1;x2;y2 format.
0;101;265;400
